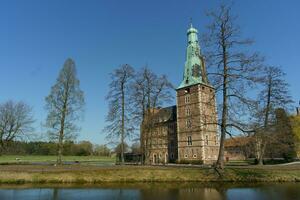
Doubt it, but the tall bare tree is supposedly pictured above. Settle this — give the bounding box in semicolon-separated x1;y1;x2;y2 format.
131;67;173;164
104;64;135;164
254;66;293;164
0;101;34;154
203;4;262;169
45;58;84;165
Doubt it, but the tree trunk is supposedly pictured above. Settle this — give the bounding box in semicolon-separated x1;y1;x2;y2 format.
57;112;65;165
120;82;125;164
256;135;265;165
57;88;68;165
216;30;228;169
0;143;3;156
257;77;272;165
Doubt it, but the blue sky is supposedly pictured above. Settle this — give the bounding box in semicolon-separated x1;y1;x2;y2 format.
0;0;299;144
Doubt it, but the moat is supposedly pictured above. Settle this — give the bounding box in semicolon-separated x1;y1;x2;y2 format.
0;183;299;200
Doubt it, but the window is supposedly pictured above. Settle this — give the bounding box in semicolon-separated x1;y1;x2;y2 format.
187;136;192;146
185;95;190;104
186;119;192;129
193;154;197;158
214;136;218;145
184;154;188;158
205;135;209;145
186;108;191;116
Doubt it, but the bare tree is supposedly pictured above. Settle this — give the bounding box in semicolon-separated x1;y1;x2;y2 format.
103;64;135;164
254;66;293;164
131;67;173;164
0;100;34;154
203;4;263;169
45;58;84;165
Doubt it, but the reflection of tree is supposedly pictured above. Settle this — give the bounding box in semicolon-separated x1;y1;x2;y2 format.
214;186;227;200
117;189;123;199
53;188;58;200
255;184;300;200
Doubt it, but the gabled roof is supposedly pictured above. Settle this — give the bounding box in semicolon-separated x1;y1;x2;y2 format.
152;105;177;123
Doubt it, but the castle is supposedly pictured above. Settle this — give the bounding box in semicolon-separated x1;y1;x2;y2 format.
141;24;219;165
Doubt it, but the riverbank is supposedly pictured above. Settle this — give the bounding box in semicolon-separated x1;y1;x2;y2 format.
0;164;300;184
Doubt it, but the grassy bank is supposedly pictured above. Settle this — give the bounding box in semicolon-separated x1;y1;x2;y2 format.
0;164;299;184
0;155;115;166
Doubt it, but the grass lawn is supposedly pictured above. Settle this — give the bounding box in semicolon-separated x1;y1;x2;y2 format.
0;156;300;184
0;164;299;184
0;155;115;166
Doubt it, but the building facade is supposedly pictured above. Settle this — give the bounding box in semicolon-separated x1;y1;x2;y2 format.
141;106;178;164
141;24;219;165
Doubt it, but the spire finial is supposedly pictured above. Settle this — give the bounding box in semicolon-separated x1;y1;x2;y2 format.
190;17;193;28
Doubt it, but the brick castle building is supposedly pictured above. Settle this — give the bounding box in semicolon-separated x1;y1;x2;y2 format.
141;24;219;164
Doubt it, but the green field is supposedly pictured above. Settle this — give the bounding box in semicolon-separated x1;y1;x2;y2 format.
0;155;115;166
0;164;299;184
0;156;299;184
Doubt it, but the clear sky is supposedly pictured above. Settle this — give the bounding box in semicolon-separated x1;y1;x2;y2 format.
0;0;299;145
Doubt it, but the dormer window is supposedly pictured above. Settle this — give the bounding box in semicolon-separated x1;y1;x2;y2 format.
192;64;200;77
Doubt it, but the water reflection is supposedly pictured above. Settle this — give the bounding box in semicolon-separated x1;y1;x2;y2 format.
0;183;299;200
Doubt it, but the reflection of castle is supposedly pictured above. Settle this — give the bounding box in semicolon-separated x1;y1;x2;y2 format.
140;187;223;200
141;24;219;165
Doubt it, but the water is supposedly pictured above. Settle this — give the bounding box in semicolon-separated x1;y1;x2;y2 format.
0;183;299;200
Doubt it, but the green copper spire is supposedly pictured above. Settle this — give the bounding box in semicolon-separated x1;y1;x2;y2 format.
178;23;207;89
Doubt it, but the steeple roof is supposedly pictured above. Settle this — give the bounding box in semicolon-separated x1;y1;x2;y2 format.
177;24;208;89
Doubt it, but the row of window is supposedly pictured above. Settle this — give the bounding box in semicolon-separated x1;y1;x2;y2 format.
182;148;199;159
149;135;218;150
186;135;212;146
184;154;197;159
185;119;216;129
148;139;176;148
184;88;214;104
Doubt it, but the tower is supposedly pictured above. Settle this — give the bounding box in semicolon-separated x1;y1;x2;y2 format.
176;24;219;164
